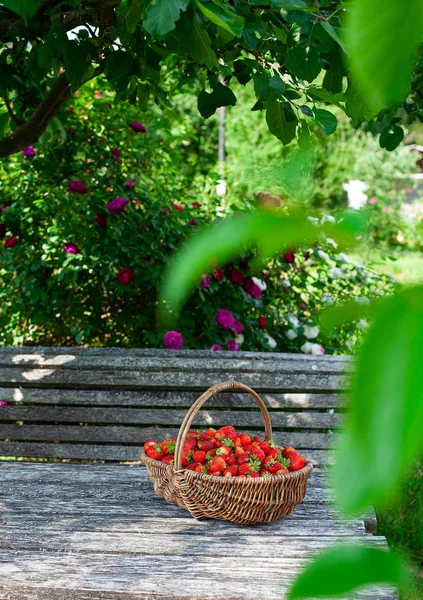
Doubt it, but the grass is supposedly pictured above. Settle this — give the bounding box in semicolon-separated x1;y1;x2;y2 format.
376;459;423;599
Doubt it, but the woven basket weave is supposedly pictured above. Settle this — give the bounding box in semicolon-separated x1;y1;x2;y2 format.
141;380;313;525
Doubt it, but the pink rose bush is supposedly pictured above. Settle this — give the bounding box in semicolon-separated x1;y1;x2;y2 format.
68;180;88;194
163;331;183;349
107;197;128;214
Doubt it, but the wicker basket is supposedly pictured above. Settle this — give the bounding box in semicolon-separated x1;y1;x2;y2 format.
141;380;313;525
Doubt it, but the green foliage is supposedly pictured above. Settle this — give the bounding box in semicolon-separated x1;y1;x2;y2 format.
144;0;190;38
288;546;409;599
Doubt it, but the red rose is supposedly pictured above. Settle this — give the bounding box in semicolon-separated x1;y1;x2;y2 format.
299;301;308;311
258;316;266;329
4;236;18;249
214;268;225;281
243;277;262;299
283;250;295;264
230;268;244;285
95;213;107;228
117;268;134;285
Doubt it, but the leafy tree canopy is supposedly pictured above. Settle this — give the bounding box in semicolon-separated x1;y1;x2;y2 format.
0;0;422;157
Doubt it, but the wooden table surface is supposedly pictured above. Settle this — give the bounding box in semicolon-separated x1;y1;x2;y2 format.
0;462;396;600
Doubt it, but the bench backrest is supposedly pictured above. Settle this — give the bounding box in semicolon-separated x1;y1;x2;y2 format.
0;348;351;467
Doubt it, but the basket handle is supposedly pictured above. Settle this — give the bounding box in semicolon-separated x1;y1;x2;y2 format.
174;380;273;471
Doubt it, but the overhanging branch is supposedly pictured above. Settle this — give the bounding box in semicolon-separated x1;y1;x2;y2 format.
0;68;102;158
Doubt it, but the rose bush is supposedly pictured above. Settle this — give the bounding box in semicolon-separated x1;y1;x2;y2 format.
0;82;396;352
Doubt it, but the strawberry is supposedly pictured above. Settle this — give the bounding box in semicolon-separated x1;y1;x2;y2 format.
218;426;235;436
181;450;194;466
205;449;216;459
259;467;268;476
240;433;251;447
146;444;164;460
276;468;290;475
264;455;275;468
221;437;235;448
268;461;282;473
206;427;216;437
252;436;262;444
198;440;214;452
209;457;227;473
250;472;260;478
226;455;236;466
186;462;201;471
199;432;208;441
268;448;280;459
193;450;206;463
216;446;231;458
238;463;254;476
188;430;197;437
260;441;271;454
161;455;174;465
237;452;250;465
234;437;242;447
223;465;238;477
252;447;265;462
236;474;246;478
235;446;246;457
184;438;197;451
144;440;156;453
211;471;222;476
195;464;204;472
161;440;176;455
214;439;222;448
248;458;262;473
290;454;306;471
282;446;297;458
243;444;255;453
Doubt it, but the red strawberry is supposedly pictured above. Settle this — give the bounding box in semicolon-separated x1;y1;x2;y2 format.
144;440;156;453
252;447;265;462
161;440;176;455
243;444;255;453
235;446;245;457
209;457;227;473
226;455;236;466
161;455;174;464
181;450;194;466
199;432;208;441
214;439;222;448
282;446;297;458
260;441;271;454
240;433;251;447
250;472;260;478
211;471;222;476
290;454;306;471
268;461;282;473
206;428;216;437
221;437;235;448
218;426;235;436
205;449;216;459
193;450;206;463
146;444;164;460
276;468;290;475
234;437;242;447
216;446;231;458
238;463;254;476
264;455;275;467
198;440;214;452
184;438;197;451
223;465;238;477
236;474;246;478
252;436;262;444
268;448;280;459
237;453;250;465
186;462;201;471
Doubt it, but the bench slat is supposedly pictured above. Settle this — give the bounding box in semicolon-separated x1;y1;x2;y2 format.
0;406;341;429
0;442;331;465
0;388;345;408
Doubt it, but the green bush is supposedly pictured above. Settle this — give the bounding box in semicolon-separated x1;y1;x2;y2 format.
0;82;396;352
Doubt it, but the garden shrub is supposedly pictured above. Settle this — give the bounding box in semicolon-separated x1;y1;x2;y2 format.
0;81;396;352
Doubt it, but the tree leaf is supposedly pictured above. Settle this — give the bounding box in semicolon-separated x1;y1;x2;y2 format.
117;0;143;35
271;0;309;10
379;125;404;151
143;0;190;38
320;21;349;57
2;0;40;18
266;95;297;145
269;74;285;97
159;210;362;322
288;545;409;599
184;14;217;69
286;45;321;83
198;83;236;118
346;0;423;109
63;41;89;89
195;0;244;37
345;80;381;126
313;108;337;135
333;285;423;514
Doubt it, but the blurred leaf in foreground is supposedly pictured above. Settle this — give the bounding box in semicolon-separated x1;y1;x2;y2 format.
288;545;409;599
332;285;423;514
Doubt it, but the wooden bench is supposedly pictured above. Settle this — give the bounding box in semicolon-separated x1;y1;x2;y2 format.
0;347;396;600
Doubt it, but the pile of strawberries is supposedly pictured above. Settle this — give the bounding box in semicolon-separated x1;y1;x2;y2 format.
143;425;306;478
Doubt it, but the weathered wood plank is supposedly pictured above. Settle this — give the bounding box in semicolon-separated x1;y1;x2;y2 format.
0;544;395;600
0;406;342;429
0;367;348;391
0;443;331;465
0;425;334;447
0;388;345;409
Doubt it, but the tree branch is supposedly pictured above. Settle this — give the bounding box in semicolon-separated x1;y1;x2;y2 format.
0;68;102;158
4;95;24;126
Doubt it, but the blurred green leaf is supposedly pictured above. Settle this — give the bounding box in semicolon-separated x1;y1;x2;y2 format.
288;545;409;599
195;0;244;37
160;210;363;323
320;297;383;336
333;285;423;514
143;0;190;38
266;95;297;145
198;82;236;117
379;125;404;151
345;81;381;125
313;108;337;136
346;0;423;109
2;0;40;18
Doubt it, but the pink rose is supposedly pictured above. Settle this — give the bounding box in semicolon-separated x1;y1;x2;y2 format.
215;309;235;329
129;121;146;133
107;197;128;214
117;268;134;285
125;179;135;189
210;344;222;351
227;339;239;352
230;268;244;285
232;320;243;334
188;219;197;227
258;316;266;329
163;331;183;350
111;148;121;159
22;145;36;158
200;275;211;288
244;278;261;299
63;242;81;254
173;203;184;211
192;202;202;207
369;197;377;205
